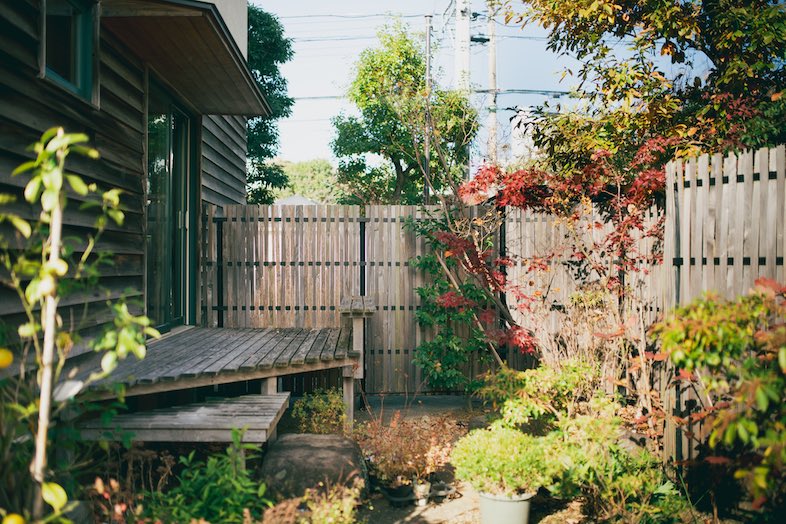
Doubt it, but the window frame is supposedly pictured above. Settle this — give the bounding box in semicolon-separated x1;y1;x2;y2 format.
39;0;99;104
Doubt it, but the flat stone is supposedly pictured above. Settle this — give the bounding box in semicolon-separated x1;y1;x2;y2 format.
261;433;367;499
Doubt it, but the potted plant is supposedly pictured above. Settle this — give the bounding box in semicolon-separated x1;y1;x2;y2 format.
452;424;557;524
354;412;463;507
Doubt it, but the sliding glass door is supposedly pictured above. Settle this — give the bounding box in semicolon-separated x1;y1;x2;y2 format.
146;82;194;332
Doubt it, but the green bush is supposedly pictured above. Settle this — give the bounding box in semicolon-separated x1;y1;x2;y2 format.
478;360;597;430
553;398;690;523
291;388;346;434
452;424;560;497
139;430;271;523
652;280;786;510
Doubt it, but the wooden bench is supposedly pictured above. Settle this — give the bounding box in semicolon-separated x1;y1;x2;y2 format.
79;393;290;444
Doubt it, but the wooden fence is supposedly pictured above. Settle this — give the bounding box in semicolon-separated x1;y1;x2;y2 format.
503;205;664;370
199;204;487;394
197;145;785;444
660;144;786;461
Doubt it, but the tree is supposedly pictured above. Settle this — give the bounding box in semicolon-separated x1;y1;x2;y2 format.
273;159;340;204
332;23;478;204
246;3;294;204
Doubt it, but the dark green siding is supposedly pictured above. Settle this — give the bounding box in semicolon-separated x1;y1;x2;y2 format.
0;1;145;357
201;114;247;206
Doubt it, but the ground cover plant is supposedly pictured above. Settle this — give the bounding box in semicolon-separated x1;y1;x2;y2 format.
291;387;346;434
137;430;271;523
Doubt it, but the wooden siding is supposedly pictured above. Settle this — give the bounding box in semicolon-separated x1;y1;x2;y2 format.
0;1;145;356
201;115;247;206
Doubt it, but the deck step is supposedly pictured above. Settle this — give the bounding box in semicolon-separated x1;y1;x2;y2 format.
79;393;290;443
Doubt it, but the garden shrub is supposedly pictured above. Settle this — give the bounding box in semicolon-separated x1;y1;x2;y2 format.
354;412;463;486
139;430;271;523
478;360;597;430
452;424;562;497
553;399;690;523
291;388;346;434
652;278;786;512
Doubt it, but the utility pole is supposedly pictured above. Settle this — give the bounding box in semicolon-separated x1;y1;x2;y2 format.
487;3;498;164
454;0;470;92
424;14;432;205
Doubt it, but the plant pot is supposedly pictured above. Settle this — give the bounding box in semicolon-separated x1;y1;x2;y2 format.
429;480;456;502
478;491;534;524
381;483;414;508
413;480;431;506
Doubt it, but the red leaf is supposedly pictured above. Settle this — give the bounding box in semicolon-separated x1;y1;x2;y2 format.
704;456;732;465
754;277;786;295
676;369;694;381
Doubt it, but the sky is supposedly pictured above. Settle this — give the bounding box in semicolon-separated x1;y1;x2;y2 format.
253;0;580;165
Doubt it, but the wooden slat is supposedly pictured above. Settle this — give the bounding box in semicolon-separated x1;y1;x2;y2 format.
80;393;290;443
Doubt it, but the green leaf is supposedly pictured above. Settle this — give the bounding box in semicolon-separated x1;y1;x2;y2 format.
107;208;125;226
101;351;118;373
17;323;36;339
12;160;38;176
778;347;786;374
41;188;59;212
24;176;42;203
42;481;68;512
66;174;89;196
8;214;31;238
755;387;769;412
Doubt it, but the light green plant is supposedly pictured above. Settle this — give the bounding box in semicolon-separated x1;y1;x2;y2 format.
553;397;690;523
291;388;347;434
478;360;597;429
0;128;156;521
652;278;786;510
452;424;561;497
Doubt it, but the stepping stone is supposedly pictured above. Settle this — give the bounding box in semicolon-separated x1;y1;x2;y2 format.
260;433;367;499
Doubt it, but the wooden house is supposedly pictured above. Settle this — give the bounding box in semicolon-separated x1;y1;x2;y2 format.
0;0;368;444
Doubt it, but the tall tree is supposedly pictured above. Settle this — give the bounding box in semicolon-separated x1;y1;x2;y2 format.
245;3;294;204
332;23;478;204
273;159;340;204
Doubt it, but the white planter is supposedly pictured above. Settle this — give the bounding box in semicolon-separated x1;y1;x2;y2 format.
478;491;534;524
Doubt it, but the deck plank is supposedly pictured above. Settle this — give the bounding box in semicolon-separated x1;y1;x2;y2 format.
199;328;273;375
274;329;310;367
258;329;303;369
320;328;341;361
289;328;321;366
66;327;355;398
305;328;330;363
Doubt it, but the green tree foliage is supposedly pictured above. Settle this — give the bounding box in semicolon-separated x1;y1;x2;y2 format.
246;2;294;204
508;0;786;182
332;23;478;204
273;159;340;204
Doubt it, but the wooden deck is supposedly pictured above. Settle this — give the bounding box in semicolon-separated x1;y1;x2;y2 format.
80;393;290;443
71;326;357;398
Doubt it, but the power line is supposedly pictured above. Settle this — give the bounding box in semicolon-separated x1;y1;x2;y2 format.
280;13;430;20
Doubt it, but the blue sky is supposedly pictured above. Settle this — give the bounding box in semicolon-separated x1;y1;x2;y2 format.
253;0;579;164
